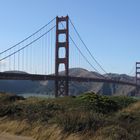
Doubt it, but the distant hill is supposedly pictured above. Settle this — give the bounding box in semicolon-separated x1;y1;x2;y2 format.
0;68;136;96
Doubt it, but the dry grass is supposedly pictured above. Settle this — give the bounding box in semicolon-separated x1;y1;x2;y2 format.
0;133;34;140
0;118;86;140
122;101;140;113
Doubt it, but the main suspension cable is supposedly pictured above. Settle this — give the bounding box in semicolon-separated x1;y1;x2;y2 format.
69;18;108;74
60;22;107;79
69;35;107;79
0;17;56;55
0;25;56;62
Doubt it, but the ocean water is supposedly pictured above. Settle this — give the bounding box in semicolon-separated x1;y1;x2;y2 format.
19;93;54;98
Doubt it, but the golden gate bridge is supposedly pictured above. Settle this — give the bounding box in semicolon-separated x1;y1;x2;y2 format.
0;16;139;97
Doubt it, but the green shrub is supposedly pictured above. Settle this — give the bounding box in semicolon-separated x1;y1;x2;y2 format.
109;96;137;109
77;92;118;113
0;93;24;104
0;104;23;117
0;99;64;123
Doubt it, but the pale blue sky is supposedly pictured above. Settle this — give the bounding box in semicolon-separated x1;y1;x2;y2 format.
0;0;140;75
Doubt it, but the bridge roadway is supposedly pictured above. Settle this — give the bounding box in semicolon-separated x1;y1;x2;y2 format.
0;72;138;87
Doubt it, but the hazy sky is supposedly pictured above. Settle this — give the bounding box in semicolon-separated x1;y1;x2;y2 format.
0;0;140;75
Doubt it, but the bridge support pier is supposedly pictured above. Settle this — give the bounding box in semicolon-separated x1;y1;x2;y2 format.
55;16;69;97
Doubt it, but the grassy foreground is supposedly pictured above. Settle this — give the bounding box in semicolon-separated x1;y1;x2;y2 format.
0;92;139;140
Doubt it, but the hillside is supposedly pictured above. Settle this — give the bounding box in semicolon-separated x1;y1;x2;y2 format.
0;68;136;96
0;93;139;140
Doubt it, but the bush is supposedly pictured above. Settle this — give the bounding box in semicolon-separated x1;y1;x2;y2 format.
0;104;23;117
23;102;63;123
0;98;64;123
0;93;24;104
109;96;137;109
77;92;119;113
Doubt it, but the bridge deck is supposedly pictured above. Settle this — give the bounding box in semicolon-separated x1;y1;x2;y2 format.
0;72;137;87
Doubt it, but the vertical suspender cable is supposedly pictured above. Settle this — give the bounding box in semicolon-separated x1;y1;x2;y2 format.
41;36;43;74
18;46;20;71
45;34;47;74
0;17;56;56
50;29;52;74
14;49;15;70
22;48;24;72
69;18;108;75
9;50;11;71
48;32;50;74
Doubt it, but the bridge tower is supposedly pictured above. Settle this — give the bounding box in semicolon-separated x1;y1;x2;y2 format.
55;16;69;97
136;62;140;95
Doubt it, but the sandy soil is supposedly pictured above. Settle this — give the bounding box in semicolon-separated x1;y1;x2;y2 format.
0;133;34;140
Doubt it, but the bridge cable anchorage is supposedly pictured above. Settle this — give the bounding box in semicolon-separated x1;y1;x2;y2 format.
60;22;107;79
0;17;55;55
69;18;110;77
0;25;56;62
